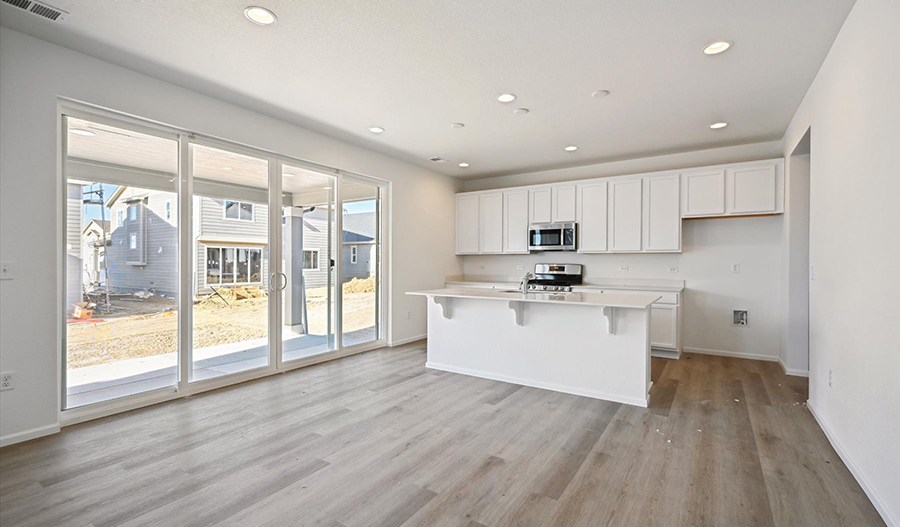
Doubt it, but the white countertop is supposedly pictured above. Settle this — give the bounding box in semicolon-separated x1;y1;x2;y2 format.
408;287;660;309
444;276;684;293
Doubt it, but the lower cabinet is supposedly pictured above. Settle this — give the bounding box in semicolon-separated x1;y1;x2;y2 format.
650;304;679;350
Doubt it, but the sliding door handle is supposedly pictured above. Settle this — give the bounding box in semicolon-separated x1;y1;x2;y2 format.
278;272;287;291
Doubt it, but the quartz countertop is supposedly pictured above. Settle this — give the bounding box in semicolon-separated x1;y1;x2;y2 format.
444;276;685;293
408;287;660;309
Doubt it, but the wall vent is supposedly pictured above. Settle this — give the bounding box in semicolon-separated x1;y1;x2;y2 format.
1;0;68;21
429;157;447;163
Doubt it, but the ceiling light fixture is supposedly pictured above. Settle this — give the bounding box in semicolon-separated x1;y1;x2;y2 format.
591;90;610;98
703;40;732;55
709;122;728;129
450;123;465;129
70;128;96;137
369;126;385;134
513;108;530;115
497;93;517;103
564;146;578;152
244;6;277;25
458;162;470;168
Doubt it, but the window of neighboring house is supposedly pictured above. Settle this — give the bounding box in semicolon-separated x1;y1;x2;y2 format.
129;233;137;249
165;201;172;220
302;249;319;270
350;246;358;264
224;200;254;221
206;246;262;285
117;210;124;227
128;203;138;221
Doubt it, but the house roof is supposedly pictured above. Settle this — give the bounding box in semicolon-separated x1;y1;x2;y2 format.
342;212;376;243
82;219;110;236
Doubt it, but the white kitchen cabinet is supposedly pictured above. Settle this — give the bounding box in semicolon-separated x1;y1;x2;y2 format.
503;189;530;254
681;169;725;217
552;185;577;222
727;164;777;214
650;304;679;350
479;192;504;254
576;181;608;252
642;175;681;252
530;187;552;224
456;194;480;254
609;179;642;252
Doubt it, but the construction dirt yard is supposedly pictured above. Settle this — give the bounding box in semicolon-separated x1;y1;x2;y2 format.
67;277;377;369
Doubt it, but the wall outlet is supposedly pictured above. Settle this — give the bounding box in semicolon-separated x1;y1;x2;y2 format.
406;310;411;320
0;371;13;391
0;261;12;281
731;263;741;273
810;265;816;281
828;369;833;388
732;310;748;326
516;265;524;270
668;266;679;273
618;266;629;273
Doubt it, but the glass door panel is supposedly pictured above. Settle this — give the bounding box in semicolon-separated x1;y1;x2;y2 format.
190;143;270;381
280;165;337;361
340;176;382;347
63;116;179;409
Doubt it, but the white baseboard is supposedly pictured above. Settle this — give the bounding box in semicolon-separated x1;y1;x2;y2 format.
389;334;426;347
777;357;810;377
683;346;779;362
0;423;60;448
807;401;898;527
425;361;649;408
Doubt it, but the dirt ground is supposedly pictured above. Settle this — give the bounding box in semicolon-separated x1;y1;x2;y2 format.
66;287;377;369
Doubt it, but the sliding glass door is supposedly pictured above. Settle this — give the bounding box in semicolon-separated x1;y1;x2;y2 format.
279;164;337;362
190;143;271;381
62;108;388;415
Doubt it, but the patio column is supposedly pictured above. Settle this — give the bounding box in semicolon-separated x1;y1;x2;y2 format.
283;207;307;333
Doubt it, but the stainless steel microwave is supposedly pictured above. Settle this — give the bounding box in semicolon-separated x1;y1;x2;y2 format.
528;223;576;251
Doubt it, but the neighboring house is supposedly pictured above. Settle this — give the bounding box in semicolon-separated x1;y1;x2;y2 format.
68;183;378;302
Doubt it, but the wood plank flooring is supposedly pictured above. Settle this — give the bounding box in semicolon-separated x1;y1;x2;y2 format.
0;342;885;527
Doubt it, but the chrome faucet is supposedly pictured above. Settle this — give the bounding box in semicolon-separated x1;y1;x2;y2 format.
520;272;534;294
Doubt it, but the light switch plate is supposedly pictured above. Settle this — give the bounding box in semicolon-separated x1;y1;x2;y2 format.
0;262;12;280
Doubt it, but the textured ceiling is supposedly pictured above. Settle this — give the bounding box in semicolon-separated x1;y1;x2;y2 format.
1;0;855;179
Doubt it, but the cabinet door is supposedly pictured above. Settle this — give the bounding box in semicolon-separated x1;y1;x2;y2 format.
479;192;504;254
552;185;577;222
650;305;678;349
643;175;681;252
530;187;552;224
727;164;777;214
682;170;725;217
609;179;642;251
576;181;608;252
456;194;480;254
503;190;530;253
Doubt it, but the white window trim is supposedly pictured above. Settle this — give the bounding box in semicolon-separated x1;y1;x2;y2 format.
302;249;320;270
223;200;254;222
116;210;124;227
350;245;358;264
204;245;264;286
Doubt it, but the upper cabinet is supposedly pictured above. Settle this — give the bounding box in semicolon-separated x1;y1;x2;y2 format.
479;192;504;254
530;187;552;224
551;185;577;222
642;175;681;252
503;189;530;254
456;194;480;255
682;160;783;218
576;181;608;252
609;179;643;252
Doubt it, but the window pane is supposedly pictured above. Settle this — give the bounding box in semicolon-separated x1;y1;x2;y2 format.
249;249;262;282
236;248;249;283
206;248;220;285
64;116;178;409
341;177;380;347
225;200;239;219
223;248;235;284
240;202;253;221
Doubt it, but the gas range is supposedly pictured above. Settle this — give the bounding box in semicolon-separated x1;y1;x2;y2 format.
525;263;583;293
526;283;574;293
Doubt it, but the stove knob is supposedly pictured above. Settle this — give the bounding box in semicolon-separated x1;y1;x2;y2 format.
541;285;548;291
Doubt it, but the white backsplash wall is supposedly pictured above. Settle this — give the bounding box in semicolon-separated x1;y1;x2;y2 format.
462;215;783;360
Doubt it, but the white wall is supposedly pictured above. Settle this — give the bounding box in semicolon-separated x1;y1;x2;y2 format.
0;27;461;443
464;215;784;360
780;146;810;376
781;0;900;524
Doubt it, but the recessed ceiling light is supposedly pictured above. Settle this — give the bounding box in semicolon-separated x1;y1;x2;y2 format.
283;173;296;178
458;162;470;168
564;145;578;152
513;108;530;115
497;93;517;103
703;41;732;55
369;126;385;134
709;122;728;129
244;6;277;25
591;90;610;98
70;128;96;137
450;123;465;129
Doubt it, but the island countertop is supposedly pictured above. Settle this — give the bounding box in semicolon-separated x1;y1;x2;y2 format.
407;287;660;309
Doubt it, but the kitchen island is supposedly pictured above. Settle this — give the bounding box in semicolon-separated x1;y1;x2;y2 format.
407;287;660;407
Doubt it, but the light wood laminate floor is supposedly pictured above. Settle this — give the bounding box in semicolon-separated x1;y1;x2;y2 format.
0;341;884;527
